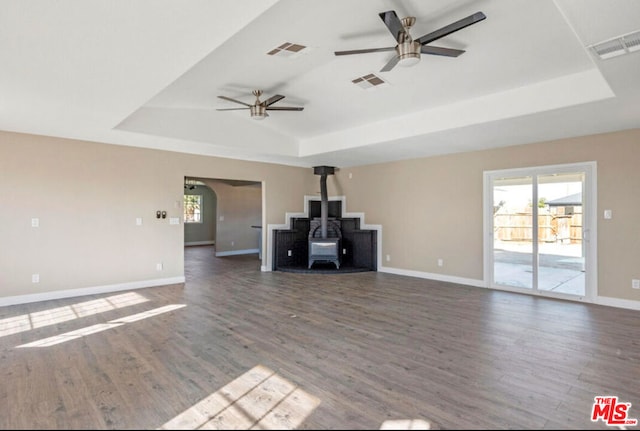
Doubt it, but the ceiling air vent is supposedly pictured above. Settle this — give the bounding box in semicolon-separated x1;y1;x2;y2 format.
352;73;387;90
589;29;640;60
267;42;307;58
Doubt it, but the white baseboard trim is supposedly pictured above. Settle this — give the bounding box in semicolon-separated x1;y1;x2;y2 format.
184;240;215;246
0;276;186;308
216;248;259;257
261;265;270;272
379;266;486;288
594;295;640;311
379;268;640;310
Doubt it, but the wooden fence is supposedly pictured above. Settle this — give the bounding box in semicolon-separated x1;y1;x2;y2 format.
494;212;582;243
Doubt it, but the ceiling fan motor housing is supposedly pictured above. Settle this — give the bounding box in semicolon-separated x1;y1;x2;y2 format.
397;41;421;65
250;104;267;119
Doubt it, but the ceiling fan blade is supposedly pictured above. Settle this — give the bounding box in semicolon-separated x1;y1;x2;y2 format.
265;106;304;111
378;10;407;43
334;47;396;56
217;95;251;107
380;55;400;72
421;45;465;57
216;108;250;111
416;11;486;46
263;94;285;106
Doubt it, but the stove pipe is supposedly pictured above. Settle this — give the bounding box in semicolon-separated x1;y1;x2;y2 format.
313;166;335;239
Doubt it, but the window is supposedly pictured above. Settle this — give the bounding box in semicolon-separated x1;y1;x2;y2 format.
184;195;202;223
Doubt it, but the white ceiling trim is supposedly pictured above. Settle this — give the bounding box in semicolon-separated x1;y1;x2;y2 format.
298;68;614;157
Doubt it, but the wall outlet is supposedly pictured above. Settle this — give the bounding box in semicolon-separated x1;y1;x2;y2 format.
219;215;224;221
32;274;40;283
343;248;347;255
136;217;143;226
632;279;640;289
437;258;444;267
386;254;391;262
31;218;39;228
604;209;612;219
169;217;180;225
156;263;163;271
231;241;235;247
287;250;292;257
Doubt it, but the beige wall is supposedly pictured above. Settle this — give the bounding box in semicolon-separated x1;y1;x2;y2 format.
327;128;640;302
204;180;261;254
0;131;310;302
2;128;639;306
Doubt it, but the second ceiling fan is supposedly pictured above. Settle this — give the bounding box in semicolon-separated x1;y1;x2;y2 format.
334;10;486;72
217;90;303;120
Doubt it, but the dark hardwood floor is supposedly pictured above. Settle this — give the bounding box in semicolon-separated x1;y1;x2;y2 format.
1;245;639;429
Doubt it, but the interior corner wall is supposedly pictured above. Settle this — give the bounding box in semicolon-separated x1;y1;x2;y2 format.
327;128;640;303
0;131;310;304
203;180;261;254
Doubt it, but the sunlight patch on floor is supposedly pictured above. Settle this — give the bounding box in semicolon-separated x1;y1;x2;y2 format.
0;292;149;338
158;364;320;430
15;303;185;347
380;419;432;430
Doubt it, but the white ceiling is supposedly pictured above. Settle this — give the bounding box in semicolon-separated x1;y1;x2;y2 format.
1;0;640;168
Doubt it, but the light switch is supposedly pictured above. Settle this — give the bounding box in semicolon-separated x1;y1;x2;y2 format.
169;217;180;225
604;209;612;219
136;217;143;226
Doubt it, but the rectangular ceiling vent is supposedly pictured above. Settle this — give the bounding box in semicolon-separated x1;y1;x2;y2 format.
589;29;640;60
267;42;308;58
352;73;388;90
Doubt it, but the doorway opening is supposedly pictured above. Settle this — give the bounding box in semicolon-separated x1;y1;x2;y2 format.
183;177;263;277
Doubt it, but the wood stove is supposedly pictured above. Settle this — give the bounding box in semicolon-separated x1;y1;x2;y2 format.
272;165;377;273
308;166;341;269
308;238;340;269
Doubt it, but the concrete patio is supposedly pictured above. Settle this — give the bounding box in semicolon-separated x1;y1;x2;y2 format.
493;241;585;296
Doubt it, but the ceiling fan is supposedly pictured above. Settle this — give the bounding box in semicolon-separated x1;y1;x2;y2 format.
334;10;486;72
217;90;304;120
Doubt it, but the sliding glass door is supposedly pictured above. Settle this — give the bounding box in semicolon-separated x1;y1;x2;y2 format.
485;163;595;300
